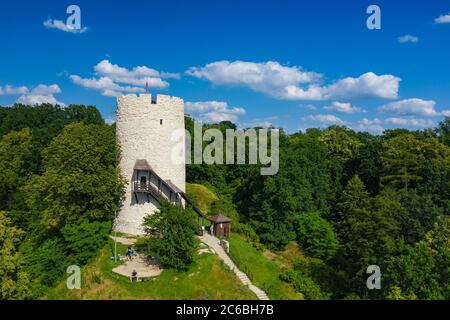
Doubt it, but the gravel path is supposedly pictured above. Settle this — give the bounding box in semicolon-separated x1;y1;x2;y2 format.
199;234;270;300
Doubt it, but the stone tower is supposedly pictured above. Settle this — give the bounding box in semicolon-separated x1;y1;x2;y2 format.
115;93;186;235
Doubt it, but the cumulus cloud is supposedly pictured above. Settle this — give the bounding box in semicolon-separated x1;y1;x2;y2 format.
185;101;246;123
70;60;177;97
435;12;450;24
354;118;384;135
397;34;419;43
302;114;346;126
187;60;322;98
0;85;29;95
43;19;88;33
442;110;450;117
378;98;439;117
187;60;400;101
384;117;435;128
70;75;144;97
324;101;364;114
319;72;400;100
17;84;65;106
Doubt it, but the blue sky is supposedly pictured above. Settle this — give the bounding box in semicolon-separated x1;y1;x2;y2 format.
0;0;450;133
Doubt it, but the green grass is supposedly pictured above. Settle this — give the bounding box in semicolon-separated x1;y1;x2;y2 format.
186;183;218;214
229;234;303;300
44;239;256;300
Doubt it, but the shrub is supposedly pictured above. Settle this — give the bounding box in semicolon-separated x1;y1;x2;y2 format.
279;269;329;300
143;201;199;271
62;220;111;264
21;238;67;293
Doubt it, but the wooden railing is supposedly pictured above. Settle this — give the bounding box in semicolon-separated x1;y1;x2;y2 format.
133;182;163;200
133;181;207;220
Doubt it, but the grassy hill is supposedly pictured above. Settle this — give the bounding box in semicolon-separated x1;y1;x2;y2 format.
44;239;256;300
45;183;303;300
186;183;218;214
229;234;303;300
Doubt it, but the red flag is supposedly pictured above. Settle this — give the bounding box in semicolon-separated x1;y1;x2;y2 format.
146;81;149;93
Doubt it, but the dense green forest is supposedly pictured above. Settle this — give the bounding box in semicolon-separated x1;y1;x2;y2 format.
0;104;124;299
185;116;450;300
0;103;449;299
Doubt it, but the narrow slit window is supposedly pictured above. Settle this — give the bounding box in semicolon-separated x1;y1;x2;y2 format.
160;119;163;125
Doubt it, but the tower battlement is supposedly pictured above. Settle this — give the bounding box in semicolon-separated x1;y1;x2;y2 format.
117;94;183;115
115;93;186;235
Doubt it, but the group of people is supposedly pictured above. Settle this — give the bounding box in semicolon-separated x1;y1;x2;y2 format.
126;246;139;282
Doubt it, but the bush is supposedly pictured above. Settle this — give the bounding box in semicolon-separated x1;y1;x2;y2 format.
279;269;329;300
143;201;199;271
62;220;111;264
21;238;67;294
295;212;339;261
234;222;257;241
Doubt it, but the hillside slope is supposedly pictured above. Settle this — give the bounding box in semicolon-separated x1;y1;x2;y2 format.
45;240;256;300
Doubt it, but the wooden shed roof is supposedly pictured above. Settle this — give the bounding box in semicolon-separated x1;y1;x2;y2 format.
208;214;232;223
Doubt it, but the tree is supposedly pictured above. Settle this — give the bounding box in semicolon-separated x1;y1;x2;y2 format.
384;241;444;299
295;212;339;261
143;201;199;270
0;128;33;210
381;133;423;190
336;193;401;296
319;127;363;164
381;133;450;190
350;136;383;195
22;122;124;231
437;117;450;146
237;129;335;250
0;212;30;299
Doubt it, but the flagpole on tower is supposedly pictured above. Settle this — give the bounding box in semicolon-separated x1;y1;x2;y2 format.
146;79;149;93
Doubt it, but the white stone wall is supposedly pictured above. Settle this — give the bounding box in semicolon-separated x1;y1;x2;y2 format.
115;94;185;235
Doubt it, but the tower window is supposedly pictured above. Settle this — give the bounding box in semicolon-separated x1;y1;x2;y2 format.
160;119;163;125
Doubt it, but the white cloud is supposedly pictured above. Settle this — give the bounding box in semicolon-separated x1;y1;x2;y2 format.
319;72;400;100
302;114;346;126
285;72;401;100
379;98;439;117
70;60;176;97
187;60;323;98
17;84;65;106
43;19;88;33
70;75;144;97
354;118;384;135
187;61;400;101
397;34;419;43
384;117;435;128
435;12;450;24
324;101;364;114
185;101;246;123
442;110;450;117
0;85;29;95
240;116;278;128
282;85;324;100
94;60;174;85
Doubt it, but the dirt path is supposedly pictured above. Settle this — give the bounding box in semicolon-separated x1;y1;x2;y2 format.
109;235;137;246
